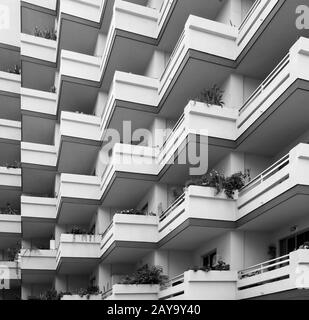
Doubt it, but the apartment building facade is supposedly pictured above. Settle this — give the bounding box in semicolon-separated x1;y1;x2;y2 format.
1;0;309;300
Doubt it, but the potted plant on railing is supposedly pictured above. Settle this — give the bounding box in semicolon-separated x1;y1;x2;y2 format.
190;260;230;273
194;85;225;107
184;169;250;200
33;26;57;41
113;264;168;298
116;209;156;216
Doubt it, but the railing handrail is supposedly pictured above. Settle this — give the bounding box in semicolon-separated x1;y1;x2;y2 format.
240;153;289;194
162;273;185;290
238;0;262;32
100;220;113;241
238;254;290;279
160;113;185;152
239;53;290;114
159;193;185;222
160;29;186;82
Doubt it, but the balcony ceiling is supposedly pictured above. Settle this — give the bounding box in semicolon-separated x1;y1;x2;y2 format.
22;116;55;145
22;220;55;239
159;0;227;52
239;186;309;233
237;85;309;157
0;94;21;121
57;202;98;225
237;0;309;80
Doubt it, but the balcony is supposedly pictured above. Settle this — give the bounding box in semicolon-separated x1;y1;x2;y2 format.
159;186;237;250
100;102;230;207
57;111;101;174
21;33;57;64
99;71;159;137
0;71;20;95
237;250;309;300
59;0;103;23
104;284;160;300
159;271;238;300
21;196;56;239
0;120;21;170
0;214;21;247
100;214;158;263
22;0;57;11
21;142;57;195
237;143;309;230
20;249;56;284
236;37;309;156
56;234;100;274
56;174;100;224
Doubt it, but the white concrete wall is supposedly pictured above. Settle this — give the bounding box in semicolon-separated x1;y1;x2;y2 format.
144;50;169;79
94;32;107;57
221;74;261;109
0;0;20;47
147;0;164;10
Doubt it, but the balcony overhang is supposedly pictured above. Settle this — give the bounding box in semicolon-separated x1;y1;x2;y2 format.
56;174;101;224
56;234;100;274
20;249;57;284
158;186;237;250
21;142;57;195
0;168;22;209
21;196;56;238
236;144;309;231
57;111;101;174
100;127;232;208
100;214;158;264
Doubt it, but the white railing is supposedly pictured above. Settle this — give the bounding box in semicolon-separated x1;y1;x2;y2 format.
159;29;186;93
102;288;113;300
238;0;262;32
159;193;185;222
160;113;185;152
239;53;290;116
239;153;289;196
163;273;184;289
238;254;290;281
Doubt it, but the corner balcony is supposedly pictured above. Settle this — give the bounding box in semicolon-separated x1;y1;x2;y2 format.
21;196;56;239
159;271;238;300
56;234;100;274
57;111;101;174
236;37;309;156
158;186;237;250
21;142;57;195
237;143;309;231
56;174;101;225
100;71;159;137
100;214;158;263
20;249;56;284
237;250;309;300
100;102;231;208
21;33;57;64
0;71;20;95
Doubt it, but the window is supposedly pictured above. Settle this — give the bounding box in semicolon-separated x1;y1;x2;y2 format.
202;250;217;268
280;230;309;255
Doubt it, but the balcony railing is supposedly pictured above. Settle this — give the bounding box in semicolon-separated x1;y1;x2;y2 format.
239;153;289;196
159;193;185;222
238;52;290;117
238;254;290;282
